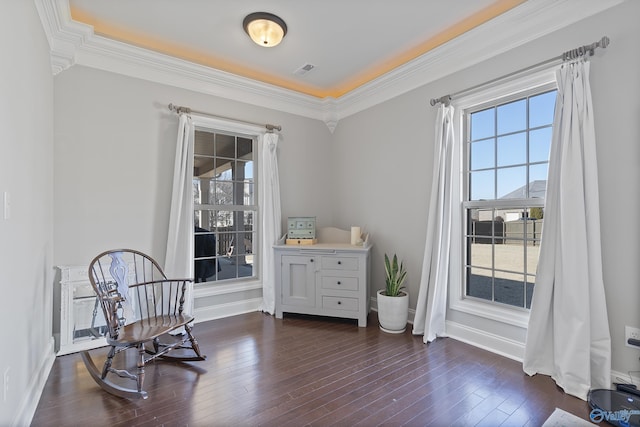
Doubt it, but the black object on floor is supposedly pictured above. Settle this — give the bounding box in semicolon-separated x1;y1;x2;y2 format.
588;389;640;427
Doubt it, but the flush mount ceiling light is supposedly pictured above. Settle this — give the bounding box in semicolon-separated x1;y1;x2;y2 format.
243;12;287;47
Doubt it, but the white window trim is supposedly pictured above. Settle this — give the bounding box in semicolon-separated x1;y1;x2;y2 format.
190;115;265;136
190;114;265;288
448;67;557;329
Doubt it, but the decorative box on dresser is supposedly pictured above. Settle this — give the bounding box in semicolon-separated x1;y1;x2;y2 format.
274;227;372;327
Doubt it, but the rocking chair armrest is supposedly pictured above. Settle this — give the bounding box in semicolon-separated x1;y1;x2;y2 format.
127;278;194;288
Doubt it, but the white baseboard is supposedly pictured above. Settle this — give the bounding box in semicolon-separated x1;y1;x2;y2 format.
443;320;634;394
19;337;56;427
194;297;263;324
444;320;525;362
611;369;640;387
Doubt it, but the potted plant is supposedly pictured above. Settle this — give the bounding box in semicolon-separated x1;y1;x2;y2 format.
377;253;409;333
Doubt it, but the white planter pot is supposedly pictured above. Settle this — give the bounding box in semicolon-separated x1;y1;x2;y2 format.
377;289;409;333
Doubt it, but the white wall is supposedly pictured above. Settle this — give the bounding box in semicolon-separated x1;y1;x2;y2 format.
53;66;335;324
53;67;335;265
333;0;640;378
0;1;55;425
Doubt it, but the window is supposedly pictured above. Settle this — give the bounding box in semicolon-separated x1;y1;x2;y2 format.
193;129;257;283
462;85;556;311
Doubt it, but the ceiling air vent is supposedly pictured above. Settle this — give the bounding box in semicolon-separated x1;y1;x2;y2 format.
294;63;316;76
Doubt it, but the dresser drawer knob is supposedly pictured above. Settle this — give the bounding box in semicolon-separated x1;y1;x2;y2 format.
337;281;341;285
337;301;342;305
337;261;342;265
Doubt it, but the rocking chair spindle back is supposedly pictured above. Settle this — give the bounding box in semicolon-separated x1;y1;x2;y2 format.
81;249;206;399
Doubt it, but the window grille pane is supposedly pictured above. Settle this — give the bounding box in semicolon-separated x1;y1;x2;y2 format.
470;138;495;170
468;208;496;240
494;273;525;307
470;170;494;200
497;99;526;135
497;132;526;167
470;108;495;140
497;166;526;198
229;232;251;255
237;138;253;158
194;135;215;156
214;181;234;205
242;159;254;179
194;155;215;175
244;211;255;228
529;91;557;127
529;127;552;163
218;168;232;180
215;134;235;158
467;267;492;301
194;226;220;283
468;238;492;271
217;229;234;254
529;164;548;189
193;178;212;205
494;240;525;275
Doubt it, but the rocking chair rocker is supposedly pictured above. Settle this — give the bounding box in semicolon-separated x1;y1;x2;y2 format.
81;249;206;399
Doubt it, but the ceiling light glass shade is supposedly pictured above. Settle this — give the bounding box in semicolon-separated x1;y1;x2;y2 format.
243;12;287;47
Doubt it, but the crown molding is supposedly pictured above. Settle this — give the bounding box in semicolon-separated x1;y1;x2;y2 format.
35;0;330;124
74;34;327;122
35;0;92;74
36;0;624;131
336;0;625;121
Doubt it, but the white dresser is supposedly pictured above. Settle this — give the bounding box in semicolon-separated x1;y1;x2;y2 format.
274;227;371;327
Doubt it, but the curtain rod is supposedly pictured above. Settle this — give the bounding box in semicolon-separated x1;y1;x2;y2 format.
430;36;610;107
168;103;282;132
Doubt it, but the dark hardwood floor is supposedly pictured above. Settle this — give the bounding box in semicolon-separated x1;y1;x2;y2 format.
33;312;591;426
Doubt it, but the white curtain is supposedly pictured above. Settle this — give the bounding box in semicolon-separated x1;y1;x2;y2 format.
258;133;282;314
412;105;455;343
523;59;611;400
165;113;195;314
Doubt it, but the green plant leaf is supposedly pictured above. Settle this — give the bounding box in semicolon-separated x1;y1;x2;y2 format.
384;253;407;297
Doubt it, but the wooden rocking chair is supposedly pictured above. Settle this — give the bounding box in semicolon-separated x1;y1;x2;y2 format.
81;249;206;399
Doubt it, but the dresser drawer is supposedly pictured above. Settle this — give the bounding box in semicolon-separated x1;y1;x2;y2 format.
320;276;358;291
320;256;358;271
322;296;358;311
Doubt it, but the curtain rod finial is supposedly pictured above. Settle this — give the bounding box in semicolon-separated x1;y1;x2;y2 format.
430;95;452;107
